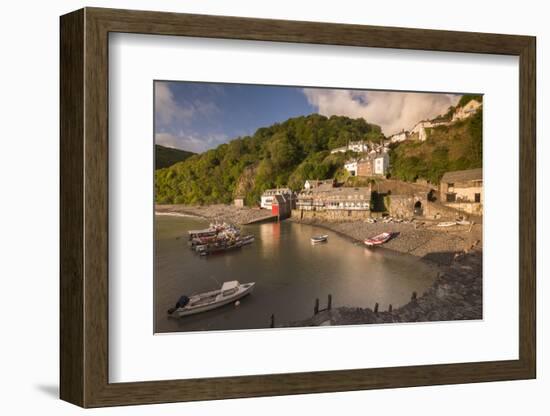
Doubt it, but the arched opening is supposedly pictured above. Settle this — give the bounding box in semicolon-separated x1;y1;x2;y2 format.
414;200;423;216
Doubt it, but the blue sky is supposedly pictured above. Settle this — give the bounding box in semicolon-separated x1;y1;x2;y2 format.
155;81;460;153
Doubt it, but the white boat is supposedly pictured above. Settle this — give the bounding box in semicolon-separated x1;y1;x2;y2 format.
311;235;328;244
168;281;255;317
437;221;457;227
456;220;471;226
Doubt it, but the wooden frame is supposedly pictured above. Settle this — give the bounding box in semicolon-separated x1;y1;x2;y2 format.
60;7;536;408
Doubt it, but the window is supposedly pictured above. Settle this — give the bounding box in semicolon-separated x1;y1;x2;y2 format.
446;193;456;202
475;193;481;203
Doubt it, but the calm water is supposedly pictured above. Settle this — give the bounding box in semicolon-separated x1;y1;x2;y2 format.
155;215;437;333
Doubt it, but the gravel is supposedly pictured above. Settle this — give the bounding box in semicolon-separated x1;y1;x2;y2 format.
155;204;275;225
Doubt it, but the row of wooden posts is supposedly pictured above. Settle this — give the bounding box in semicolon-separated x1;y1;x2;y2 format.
269;291;418;328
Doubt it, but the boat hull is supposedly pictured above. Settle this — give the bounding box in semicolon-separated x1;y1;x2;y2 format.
311;235;328;244
174;283;255;317
364;232;396;247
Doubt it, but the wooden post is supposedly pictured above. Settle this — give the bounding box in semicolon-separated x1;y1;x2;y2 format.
314;298;319;315
327;294;332;310
374;302;379;314
270;314;275;328
388;304;393;313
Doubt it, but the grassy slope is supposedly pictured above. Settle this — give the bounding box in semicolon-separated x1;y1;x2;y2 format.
155;114;383;205
390;109;482;184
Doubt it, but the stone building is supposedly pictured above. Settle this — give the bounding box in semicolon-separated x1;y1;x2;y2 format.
296;183;371;213
344;152;389;177
439;168;483;215
271;194;292;220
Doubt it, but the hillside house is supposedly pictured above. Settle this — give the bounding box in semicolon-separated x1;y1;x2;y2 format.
452;99;482;122
409;120;447;142
389;131;408;143
344;152;390;177
260;188;295;210
344;160;358;176
439;168;483;215
374;153;390;175
357;158;374;177
330;140;370;154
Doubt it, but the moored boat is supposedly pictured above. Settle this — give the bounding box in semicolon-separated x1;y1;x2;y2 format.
167;280;255;317
239;234;255;246
364;232;397;247
311;235;328;244
437;221;457;227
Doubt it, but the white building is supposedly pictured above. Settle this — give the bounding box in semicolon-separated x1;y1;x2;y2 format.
344;150;390;177
389;131;408;143
452;99;482;121
344;160;358;176
260;188;294;209
330;140;370;154
374;153;390;175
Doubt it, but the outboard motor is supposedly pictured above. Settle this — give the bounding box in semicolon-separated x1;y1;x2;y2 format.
167;295;190;315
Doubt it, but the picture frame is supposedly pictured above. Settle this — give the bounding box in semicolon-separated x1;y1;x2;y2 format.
60;7;536;408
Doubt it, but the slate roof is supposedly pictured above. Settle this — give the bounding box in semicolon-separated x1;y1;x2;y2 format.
440;168;483;184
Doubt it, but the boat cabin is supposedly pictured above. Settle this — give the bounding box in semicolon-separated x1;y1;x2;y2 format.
220;280;240;297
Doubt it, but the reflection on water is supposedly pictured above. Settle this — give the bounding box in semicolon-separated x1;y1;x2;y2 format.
155;215;437;333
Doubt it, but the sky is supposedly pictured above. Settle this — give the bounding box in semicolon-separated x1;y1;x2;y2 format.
154;81;461;153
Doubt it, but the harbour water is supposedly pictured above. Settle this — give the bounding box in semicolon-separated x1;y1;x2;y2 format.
155;215;438;333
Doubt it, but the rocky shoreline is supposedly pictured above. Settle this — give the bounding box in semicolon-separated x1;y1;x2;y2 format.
286;248;482;327
289;216;482;266
155;204;274;225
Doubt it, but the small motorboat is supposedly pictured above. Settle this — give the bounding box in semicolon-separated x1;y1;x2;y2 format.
364;232;396;247
437;221;457;227
238;234;255;246
311;235;328;244
167;280;255;317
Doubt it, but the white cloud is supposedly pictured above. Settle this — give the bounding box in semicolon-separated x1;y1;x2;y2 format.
154;82;220;127
155;83;193;125
155;132;228;154
303;89;460;135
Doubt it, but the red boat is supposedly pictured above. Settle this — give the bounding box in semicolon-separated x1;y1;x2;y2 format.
364;232;396;247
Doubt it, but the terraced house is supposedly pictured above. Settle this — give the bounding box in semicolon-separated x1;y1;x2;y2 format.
297;180;371;212
439;168;483;215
